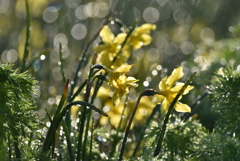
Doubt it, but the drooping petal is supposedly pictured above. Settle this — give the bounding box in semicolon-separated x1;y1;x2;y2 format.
174;102;191;113
100;26;114;44
166;66;184;88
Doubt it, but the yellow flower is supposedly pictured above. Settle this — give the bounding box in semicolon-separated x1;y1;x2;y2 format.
99;48;130;69
108;64;138;106
128;23;156;50
93;25;127;67
153;66;194;113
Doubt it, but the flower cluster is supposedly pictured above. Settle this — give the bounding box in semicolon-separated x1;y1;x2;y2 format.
94;23;156;69
107;64;138;106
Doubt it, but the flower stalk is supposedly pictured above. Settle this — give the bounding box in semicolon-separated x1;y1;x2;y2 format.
118;89;156;161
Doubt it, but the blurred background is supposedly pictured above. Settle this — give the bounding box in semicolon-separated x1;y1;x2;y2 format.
1;0;240;131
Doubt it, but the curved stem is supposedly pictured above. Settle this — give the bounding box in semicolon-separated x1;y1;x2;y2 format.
118;89;156;161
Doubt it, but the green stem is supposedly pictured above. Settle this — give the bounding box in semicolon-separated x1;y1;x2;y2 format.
76;81;92;161
109;93;129;159
83;75;104;160
82;108;91;160
20;0;31;73
131;104;160;159
62;121;74;161
118;89;156;161
153;72;196;157
14;139;21;160
89;116;94;161
7;135;11;161
59;43;66;84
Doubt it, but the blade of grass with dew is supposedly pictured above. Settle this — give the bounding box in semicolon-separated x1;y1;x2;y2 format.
77;81;92;161
43;79;69;152
20;0;31;73
59;43;66;83
62;120;74;161
82;74;106;160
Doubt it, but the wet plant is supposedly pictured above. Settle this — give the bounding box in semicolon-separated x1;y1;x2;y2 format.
2;0;240;160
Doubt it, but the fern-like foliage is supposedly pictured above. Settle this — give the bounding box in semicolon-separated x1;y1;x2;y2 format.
0;63;42;160
208;67;240;137
192;133;240;161
139;115;207;161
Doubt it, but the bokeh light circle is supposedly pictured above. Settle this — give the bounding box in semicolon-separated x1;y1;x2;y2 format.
65;0;80;8
43;6;58;23
96;2;110;18
71;23;87;40
200;27;215;44
146;48;160;62
0;0;9;14
181;41;194;55
1;49;18;63
75;5;87;20
53;33;68;49
84;2;99;17
143;7;160;23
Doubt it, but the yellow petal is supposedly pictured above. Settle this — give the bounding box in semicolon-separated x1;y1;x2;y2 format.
100;25;114;44
134;24;156;34
116;64;133;73
182;85;194;95
174;102;191;113
166;66;184;88
162;99;169;111
171;83;184;93
171;83;194;95
93;44;108;53
100;52;112;68
159;77;168;91
126;77;139;86
113;33;127;44
152;95;165;104
112;92;120;106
